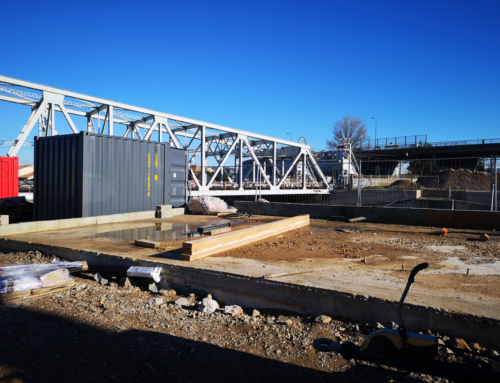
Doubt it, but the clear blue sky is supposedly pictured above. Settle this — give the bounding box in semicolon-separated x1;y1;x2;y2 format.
1;0;498;164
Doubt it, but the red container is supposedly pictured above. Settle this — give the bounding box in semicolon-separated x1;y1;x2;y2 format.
0;157;19;198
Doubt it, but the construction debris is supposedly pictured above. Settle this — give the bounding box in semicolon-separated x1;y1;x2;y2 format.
224;305;243;316
315;315;332;324
134;239;164;249
198;297;219;313
0;262;77;303
480;233;490;242
127;266;162;283
335;228;353;233
348;217;366;223
188;196;237;215
263;270;314;279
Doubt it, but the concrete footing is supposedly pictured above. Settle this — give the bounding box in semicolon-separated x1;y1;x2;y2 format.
0;215;8;226
1;236;499;348
235;201;500;230
155;205;185;219
0;210;156;236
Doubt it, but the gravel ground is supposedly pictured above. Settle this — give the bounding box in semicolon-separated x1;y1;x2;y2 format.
0;251;499;383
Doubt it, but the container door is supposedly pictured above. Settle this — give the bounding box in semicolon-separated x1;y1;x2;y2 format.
165;146;187;207
0;157;19;199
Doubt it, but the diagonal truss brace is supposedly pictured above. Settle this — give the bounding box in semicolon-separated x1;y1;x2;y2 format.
8;91;78;157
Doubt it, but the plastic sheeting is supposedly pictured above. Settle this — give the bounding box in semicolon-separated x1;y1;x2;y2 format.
188;196;237;215
127;266;162;283
0;263;75;298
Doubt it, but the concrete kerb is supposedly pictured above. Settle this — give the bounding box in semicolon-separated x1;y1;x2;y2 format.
0;236;499;348
0;210;157;236
234;201;500;230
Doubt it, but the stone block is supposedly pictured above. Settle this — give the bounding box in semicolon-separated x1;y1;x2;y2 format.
96;215;114;224
170;208;184;217
156;205;172;211
0;224;22;236
155;210;173;219
77;217;97;227
112;213;130;223
0;215;9;226
57;219;80;229
16;222;37;233
36;220;59;232
129;211;155;221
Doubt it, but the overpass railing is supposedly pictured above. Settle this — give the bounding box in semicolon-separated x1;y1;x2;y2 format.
355;136;500;151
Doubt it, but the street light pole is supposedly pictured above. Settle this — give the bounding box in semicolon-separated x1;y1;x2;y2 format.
371;117;377;148
287;133;293;142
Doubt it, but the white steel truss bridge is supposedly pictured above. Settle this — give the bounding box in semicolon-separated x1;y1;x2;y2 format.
0;75;331;196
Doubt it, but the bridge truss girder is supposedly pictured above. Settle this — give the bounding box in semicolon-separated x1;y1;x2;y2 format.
0;75;330;196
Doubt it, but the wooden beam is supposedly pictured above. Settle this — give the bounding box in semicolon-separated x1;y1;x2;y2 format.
205;227;232;235
263;270;314;279
135;239;163;249
181;215;310;261
348;217;366;223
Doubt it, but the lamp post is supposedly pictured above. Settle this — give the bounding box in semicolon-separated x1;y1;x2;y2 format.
371;117;377;149
287;133;293;142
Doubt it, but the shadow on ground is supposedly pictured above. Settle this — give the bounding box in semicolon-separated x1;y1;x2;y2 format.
0;303;410;383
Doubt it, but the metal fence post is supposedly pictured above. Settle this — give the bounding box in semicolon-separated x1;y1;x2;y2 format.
491;156;495;211
495;156;498;212
357;159;362;206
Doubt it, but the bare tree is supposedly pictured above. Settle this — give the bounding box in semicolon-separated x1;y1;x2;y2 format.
326;115;369;149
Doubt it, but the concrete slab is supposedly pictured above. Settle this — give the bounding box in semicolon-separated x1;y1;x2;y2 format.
0;214;499;347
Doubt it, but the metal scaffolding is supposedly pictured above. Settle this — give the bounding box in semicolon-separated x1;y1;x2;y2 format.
0;75;330;196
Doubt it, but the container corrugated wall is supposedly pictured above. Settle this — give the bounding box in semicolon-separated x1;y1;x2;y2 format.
34;132;186;221
0;157;19;199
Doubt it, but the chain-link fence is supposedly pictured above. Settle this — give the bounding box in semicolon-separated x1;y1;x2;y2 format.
210;156;498;212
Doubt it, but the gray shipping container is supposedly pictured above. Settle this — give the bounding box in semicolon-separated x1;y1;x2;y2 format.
34;132;186;221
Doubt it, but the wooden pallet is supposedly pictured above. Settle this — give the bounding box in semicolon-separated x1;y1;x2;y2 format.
1;280;75;304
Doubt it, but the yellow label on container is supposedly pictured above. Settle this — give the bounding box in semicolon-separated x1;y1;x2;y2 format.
148;153;151;197
155;154;158;169
155;175;158;181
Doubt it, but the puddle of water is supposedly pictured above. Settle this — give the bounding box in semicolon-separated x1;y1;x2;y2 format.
427;245;466;253
90;218;236;242
92;223;197;241
429;256;500;275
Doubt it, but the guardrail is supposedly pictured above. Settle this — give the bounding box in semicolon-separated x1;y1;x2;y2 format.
355;138;500;151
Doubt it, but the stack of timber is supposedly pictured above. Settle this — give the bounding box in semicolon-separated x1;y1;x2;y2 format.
181;215;310;261
0;261;86;303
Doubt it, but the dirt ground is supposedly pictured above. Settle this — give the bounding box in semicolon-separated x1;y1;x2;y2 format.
1;251;499;383
216;220;500;300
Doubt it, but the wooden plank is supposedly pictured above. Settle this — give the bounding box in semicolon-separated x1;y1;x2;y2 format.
135;239;162;249
263;270;314;279
205;227;232;235
348;217;366;223
1;280;75;304
181;215;310;261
